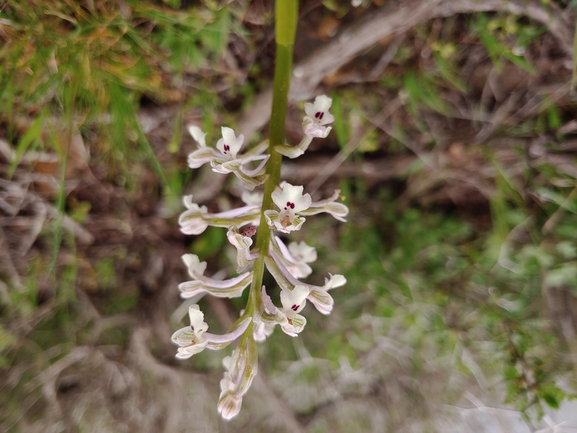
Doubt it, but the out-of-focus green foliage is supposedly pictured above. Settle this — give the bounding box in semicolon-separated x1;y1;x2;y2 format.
0;0;239;189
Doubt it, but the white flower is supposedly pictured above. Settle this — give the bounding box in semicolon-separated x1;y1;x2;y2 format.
304;95;335;136
187;126;269;190
227;226;259;272
258;286;308;337
179;195;261;235
276;95;334;159
264;183;312;233
210;127;270;190
178;254;253;299
171;305;251;359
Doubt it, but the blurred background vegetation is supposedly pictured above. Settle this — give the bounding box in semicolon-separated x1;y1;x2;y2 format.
1;0;577;431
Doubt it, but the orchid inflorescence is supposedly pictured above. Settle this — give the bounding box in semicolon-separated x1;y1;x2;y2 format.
171;95;348;419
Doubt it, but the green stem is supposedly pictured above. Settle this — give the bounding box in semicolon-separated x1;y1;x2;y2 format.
245;0;298;317
572;13;577;92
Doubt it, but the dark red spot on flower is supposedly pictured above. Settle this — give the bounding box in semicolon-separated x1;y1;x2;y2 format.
315;111;324;120
291;305;299;311
284;201;295;210
241;225;257;237
224;144;230;154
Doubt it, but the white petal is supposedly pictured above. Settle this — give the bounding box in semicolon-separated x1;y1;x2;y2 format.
304;101;316;120
218;392;243;419
265;210;307;233
216;127;244;159
210;159;238;174
188;125;207;147
188;304;209;334
231;169;268;191
171;326;197;346
177;280;204;298
308;288;334;315
322;112;335;125
300;190;349;222
272;184;311;213
266;254;338;315
241;192;263;206
182;254;207;278
300;202;349;221
253;320;274;342
280;285;310;314
179;197;209;235
275;135;313;159
314;95;333;112
175;343;208;359
220;371;234;393
204;317;251;344
272;237;313;278
188;147;217;168
238;154;269;177
179;213;209;235
288;241;317;263
178;272;253;299
222;355;233;371
304;95;334;126
325;274;347;290
182;195;207;212
261;286;278;314
280;313;307;336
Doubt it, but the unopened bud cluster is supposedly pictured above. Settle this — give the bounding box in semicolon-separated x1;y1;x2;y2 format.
172;95;348;419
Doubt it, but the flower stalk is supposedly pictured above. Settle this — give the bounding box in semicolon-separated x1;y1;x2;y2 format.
249;1;298;315
172;0;348;420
